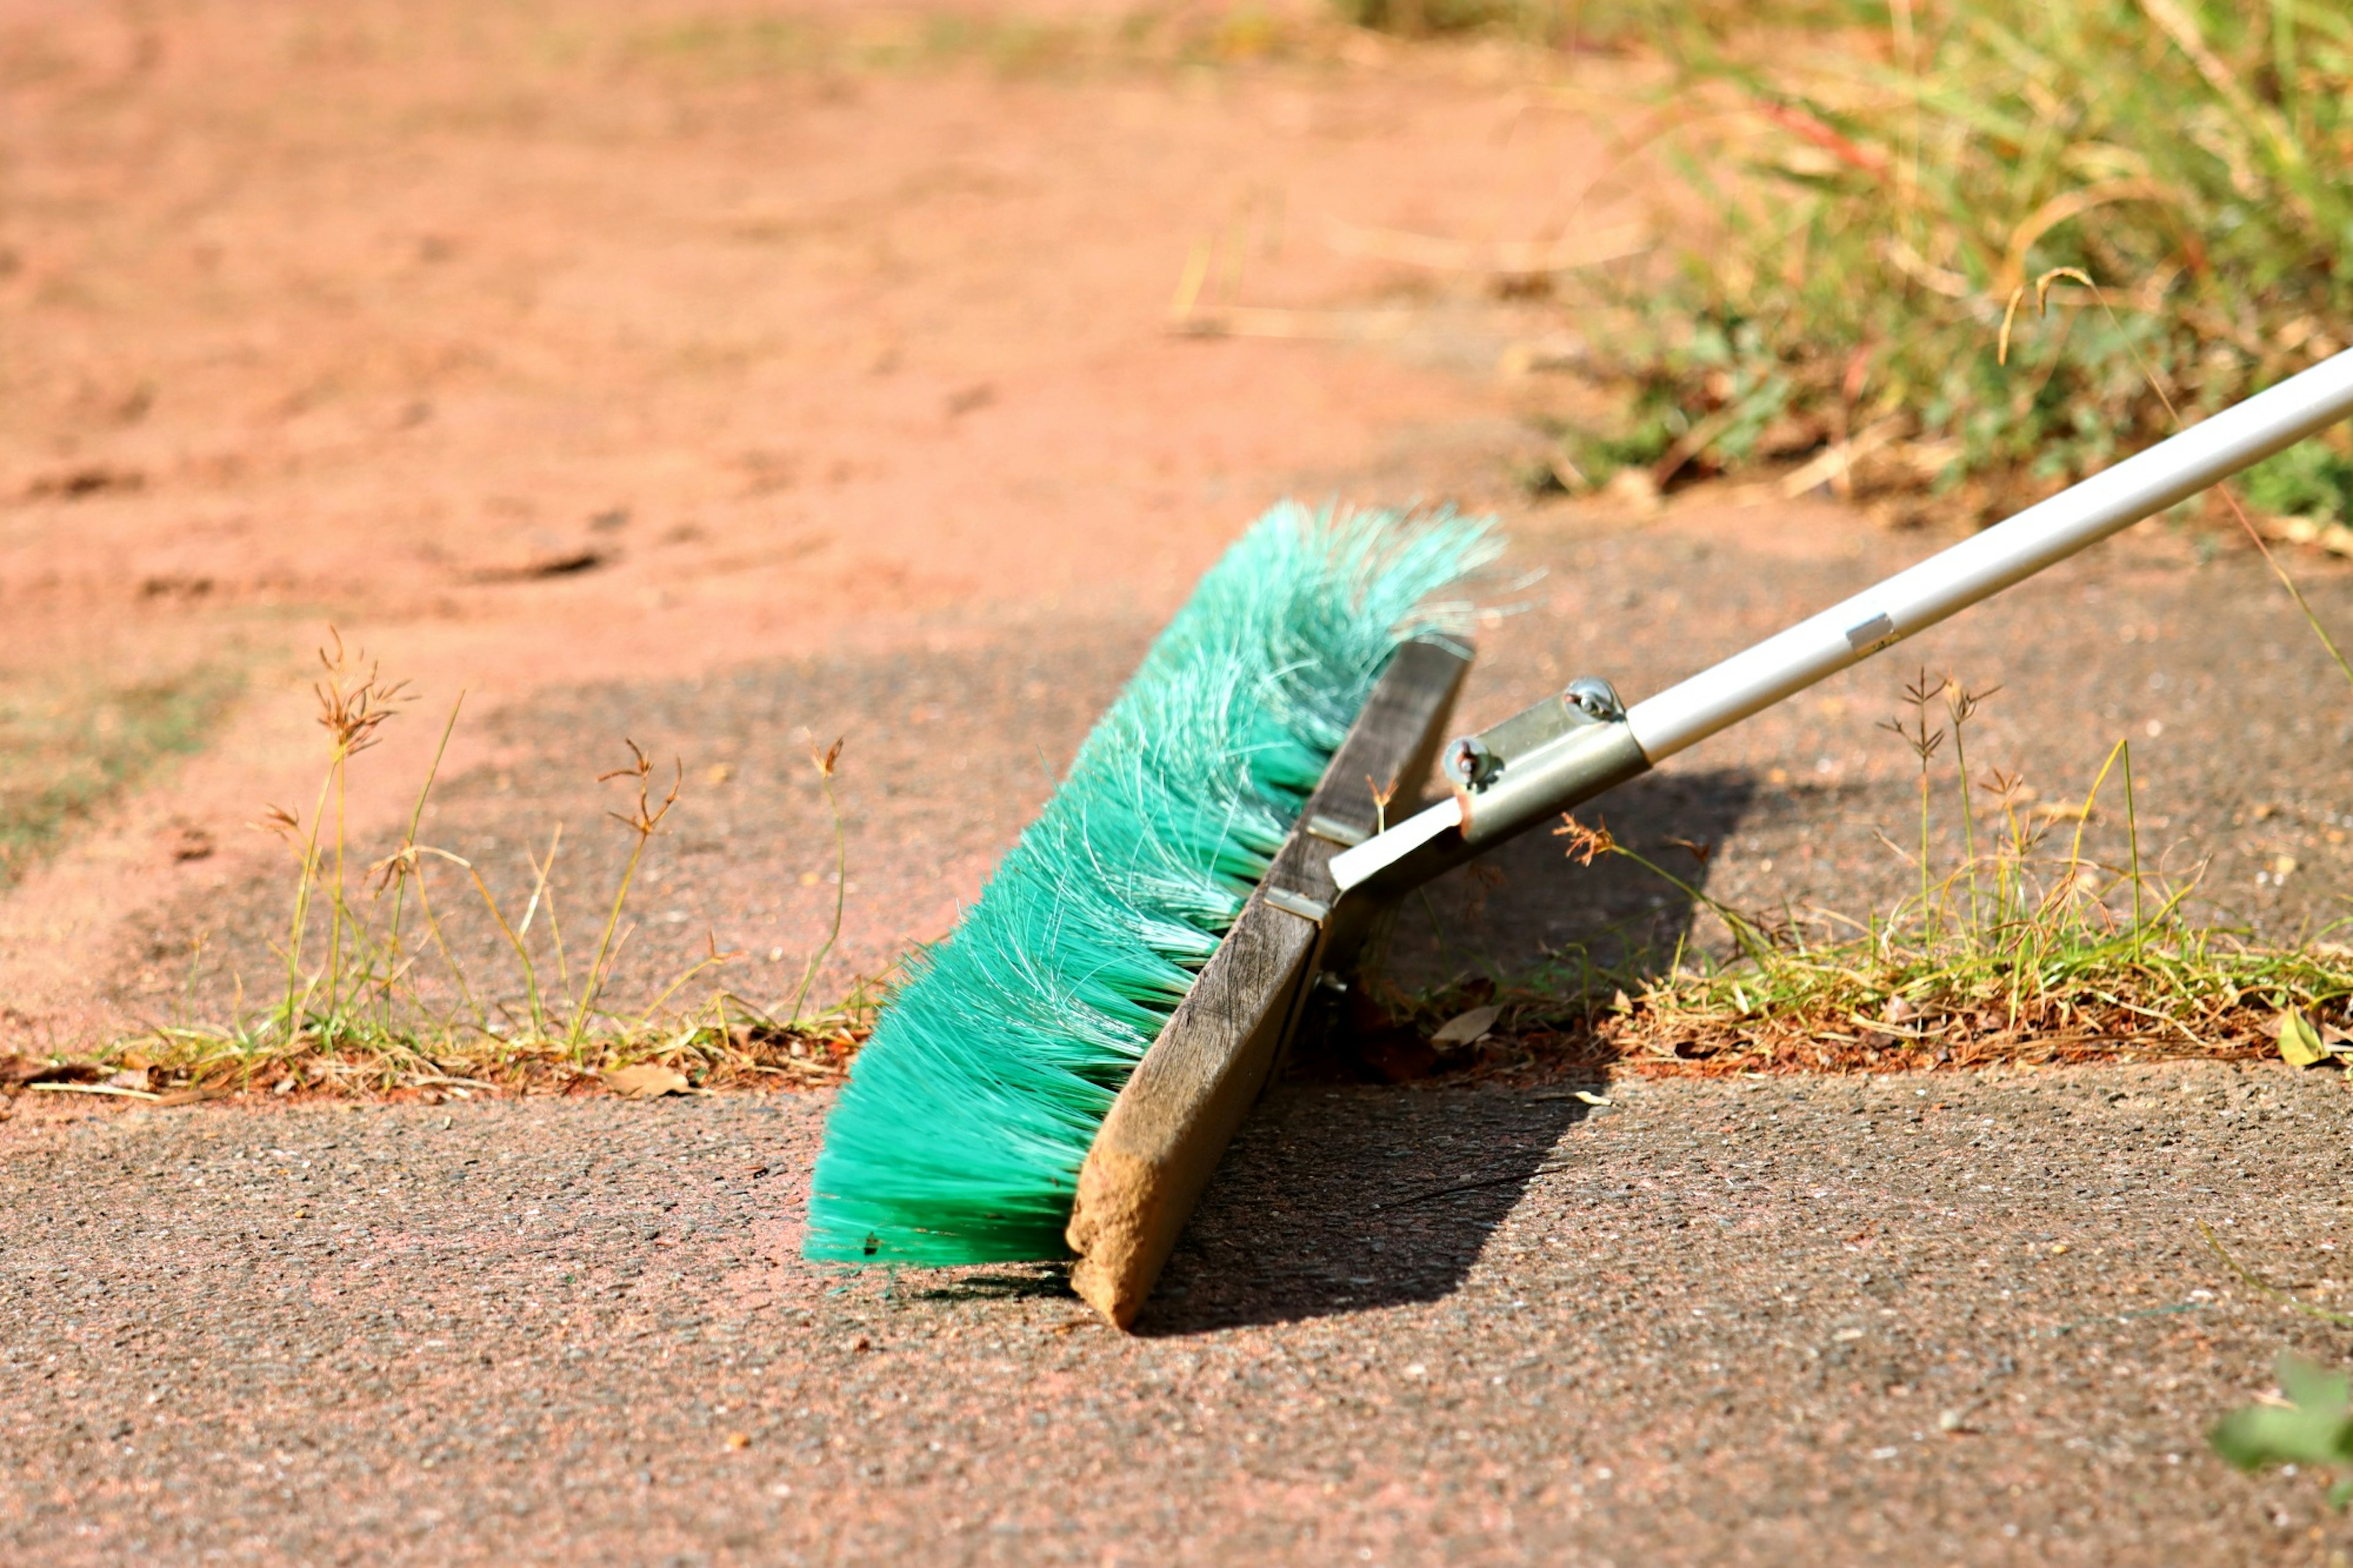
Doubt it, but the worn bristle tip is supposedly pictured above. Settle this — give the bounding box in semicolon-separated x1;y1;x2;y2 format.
802;502;1498;1265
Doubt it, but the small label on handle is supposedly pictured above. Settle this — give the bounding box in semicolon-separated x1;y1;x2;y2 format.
1846;612;1899;654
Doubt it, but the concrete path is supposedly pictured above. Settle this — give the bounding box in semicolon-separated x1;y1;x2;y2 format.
5;1063;2347;1566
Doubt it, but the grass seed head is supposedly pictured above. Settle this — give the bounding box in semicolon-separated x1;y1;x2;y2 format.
601;738;683;838
312;627;409;757
1553;812;1616;866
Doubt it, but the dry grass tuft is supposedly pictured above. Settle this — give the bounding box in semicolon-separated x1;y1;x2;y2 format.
1513;0;2353;528
1398;678;2353;1083
2;633;877;1107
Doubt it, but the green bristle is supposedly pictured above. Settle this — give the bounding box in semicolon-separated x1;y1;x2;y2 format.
803;502;1498;1265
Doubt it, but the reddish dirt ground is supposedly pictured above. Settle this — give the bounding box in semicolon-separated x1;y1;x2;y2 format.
7;6;2353;1566
0;0;1670;1043
10;0;2347;1048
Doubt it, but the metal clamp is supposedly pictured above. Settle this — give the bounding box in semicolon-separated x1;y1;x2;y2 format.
1441;676;1628;795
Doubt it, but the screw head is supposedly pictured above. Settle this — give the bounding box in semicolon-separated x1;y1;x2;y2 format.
1444;736;1498;789
1564;676;1626;722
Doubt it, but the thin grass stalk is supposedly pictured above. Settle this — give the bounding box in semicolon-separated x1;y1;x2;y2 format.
518;826;561;944
2056;271;2353;699
456;860;546;1039
542;843;574;1009
278;767;338;1040
406;859;486;1029
790;755;849;1026
638;942;738;1028
2122;740;2145;960
569;746;678;1054
516;826;566;1028
2059;738;2128;931
1949;694;1980;935
379;695;463;1028
1608;843;1778;966
1915;737;1934;939
570;843;650;1052
2222;488;2353;694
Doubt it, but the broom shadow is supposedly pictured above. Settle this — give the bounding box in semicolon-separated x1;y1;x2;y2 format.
1133;768;1755;1335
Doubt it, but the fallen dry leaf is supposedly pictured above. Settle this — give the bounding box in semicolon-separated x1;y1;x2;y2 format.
602;1064;691;1099
1431;1005;1501;1046
2278;1009;2332;1069
0;1055;99;1087
2259;515;2353;560
154;1084;233;1107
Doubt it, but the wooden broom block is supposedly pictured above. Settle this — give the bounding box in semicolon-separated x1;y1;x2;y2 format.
1065;640;1472;1328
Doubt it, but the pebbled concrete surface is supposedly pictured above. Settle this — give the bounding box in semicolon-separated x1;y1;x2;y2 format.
6;1061;2351;1566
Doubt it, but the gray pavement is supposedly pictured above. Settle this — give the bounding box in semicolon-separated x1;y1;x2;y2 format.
22;496;2353;1567
6;1061;2352;1566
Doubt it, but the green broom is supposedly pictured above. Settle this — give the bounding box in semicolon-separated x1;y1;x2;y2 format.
803;502;1498;1267
805;350;2353;1321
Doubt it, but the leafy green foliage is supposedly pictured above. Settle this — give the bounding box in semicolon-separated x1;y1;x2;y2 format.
1593;0;2353;520
2244;436;2353;525
802;504;1496;1266
2213;1354;2353;1509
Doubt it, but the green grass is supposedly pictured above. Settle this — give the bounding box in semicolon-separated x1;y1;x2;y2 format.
2211;1350;2353;1511
1553;0;2353;522
1408;675;2352;1076
0;662;244;889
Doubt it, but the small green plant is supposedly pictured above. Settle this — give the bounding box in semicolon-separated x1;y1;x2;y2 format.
2212;1354;2353;1509
94;631;873;1100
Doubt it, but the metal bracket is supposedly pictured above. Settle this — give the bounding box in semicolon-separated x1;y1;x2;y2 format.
1262;887;1331;925
1303;813;1368;847
1324;672;1652;922
1441;676;1627;798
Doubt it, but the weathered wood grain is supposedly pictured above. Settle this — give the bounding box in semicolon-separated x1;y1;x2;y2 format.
1065;640;1471;1328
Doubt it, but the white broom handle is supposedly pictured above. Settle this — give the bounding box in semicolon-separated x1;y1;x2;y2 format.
1330;349;2353;903
1624;347;2353;763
